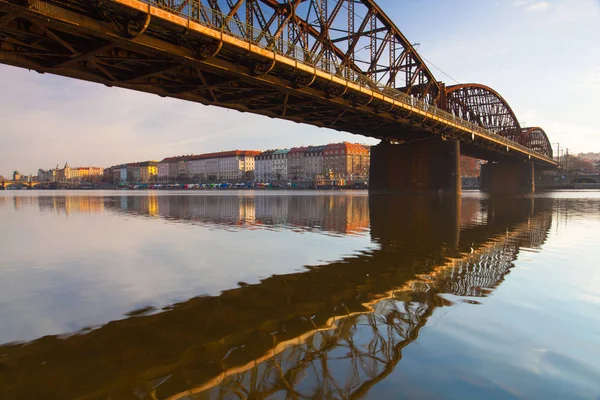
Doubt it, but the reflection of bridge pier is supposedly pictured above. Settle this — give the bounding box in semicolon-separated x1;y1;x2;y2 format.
370;194;461;250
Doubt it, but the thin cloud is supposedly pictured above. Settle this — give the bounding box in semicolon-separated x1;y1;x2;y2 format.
577;70;600;89
525;1;550;12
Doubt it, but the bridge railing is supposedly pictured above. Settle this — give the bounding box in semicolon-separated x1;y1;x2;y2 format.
141;0;551;162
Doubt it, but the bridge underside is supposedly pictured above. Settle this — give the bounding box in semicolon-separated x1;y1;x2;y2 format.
0;0;555;167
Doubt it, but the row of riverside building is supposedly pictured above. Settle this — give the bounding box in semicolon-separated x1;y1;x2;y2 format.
155;150;259;183
23;142;369;185
101;142;370;185
255;142;370;183
29;163;105;183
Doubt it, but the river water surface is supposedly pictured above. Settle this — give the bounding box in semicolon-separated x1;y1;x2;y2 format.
0;190;599;400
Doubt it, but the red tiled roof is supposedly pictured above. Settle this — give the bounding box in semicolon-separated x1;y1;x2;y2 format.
161;150;261;163
159;155;196;163
191;150;261;160
324;142;369;154
289;147;308;153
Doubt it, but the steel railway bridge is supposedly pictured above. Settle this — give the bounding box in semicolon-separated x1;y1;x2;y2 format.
0;0;557;193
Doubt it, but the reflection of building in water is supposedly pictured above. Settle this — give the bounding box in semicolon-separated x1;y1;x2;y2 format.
255;195;290;225
120;195;159;216
283;195;370;234
154;195;256;224
8;193;369;234
122;194;370;234
119;195;128;212
185;196;256;224
37;196;104;215
12;196;35;211
253;195;370;234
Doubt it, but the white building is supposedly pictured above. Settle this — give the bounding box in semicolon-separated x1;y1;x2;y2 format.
186;150;260;182
120;166;127;183
272;149;289;181
255;150;275;182
305;145;326;180
158;159;170;183
37;168;58;182
158;155;193;183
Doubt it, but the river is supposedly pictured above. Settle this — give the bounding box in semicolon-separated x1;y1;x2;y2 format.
0;190;599;399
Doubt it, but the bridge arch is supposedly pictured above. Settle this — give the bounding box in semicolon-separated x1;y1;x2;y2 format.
571;177;599;184
1;181;41;189
520;127;553;159
446;84;522;142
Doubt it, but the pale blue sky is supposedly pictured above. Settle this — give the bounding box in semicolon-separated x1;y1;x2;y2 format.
0;0;598;177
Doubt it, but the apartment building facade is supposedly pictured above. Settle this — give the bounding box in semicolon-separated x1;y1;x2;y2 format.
187;150;260;182
255;150;275;182
304;145;326;180
272;149;289;181
287;147;307;181
323;142;370;180
158;156;192;183
50;163;104;182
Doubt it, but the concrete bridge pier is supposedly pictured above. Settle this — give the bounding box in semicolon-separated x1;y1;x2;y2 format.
369;139;461;195
480;161;535;194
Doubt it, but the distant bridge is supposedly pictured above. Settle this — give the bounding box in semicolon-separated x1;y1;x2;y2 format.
569;175;600;184
0;0;557;193
0;180;43;189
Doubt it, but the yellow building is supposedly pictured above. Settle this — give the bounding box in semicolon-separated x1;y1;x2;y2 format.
62;163;80;182
78;167;89;180
78;166;104;182
139;161;158;183
55;163;104;182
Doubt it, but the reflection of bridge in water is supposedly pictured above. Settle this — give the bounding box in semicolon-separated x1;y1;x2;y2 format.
0;194;553;400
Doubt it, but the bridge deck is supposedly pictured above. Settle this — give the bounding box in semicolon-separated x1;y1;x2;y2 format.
0;0;556;167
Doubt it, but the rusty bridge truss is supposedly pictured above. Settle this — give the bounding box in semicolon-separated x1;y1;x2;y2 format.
0;0;555;164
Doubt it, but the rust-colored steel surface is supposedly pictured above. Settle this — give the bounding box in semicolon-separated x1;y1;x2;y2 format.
446;84;522;140
0;0;556;166
520;127;553;158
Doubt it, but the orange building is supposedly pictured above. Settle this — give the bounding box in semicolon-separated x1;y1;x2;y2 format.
323;142;370;181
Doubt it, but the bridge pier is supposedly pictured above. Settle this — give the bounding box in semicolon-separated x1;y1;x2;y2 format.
369;139;461;195
480;161;535;194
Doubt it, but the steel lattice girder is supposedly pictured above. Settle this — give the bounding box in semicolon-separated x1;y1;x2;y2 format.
521;127;553;158
141;0;444;105
446;83;523;142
